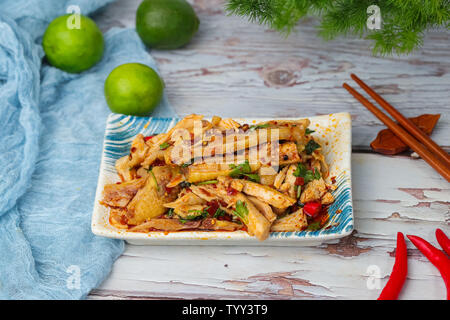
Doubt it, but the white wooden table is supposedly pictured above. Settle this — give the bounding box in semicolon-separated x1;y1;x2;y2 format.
90;0;450;300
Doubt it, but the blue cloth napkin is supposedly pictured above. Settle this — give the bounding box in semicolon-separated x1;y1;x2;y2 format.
0;0;175;299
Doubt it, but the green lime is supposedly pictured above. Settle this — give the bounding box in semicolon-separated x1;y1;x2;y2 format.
136;0;199;49
42;14;104;73
104;63;164;116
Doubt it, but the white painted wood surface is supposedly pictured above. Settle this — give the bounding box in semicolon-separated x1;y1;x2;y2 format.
90;0;450;299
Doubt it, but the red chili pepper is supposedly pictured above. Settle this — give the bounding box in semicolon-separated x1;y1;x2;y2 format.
303;201;321;217
378;232;408;300
165;186;173;194
227;187;238;196
295;177;304;186
152;159;166;167
407;234;450;300
436;229;450;256
206;200;220;216
144;135;155;141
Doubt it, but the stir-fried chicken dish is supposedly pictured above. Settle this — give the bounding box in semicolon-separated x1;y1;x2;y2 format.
101;114;335;241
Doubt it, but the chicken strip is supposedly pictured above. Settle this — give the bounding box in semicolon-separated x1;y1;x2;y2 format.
271;209;308;232
239;180;296;209
191;184;271;240
279;142;302;165
102;178;146;207
300;178;327;203
186;162;261;183
129;219;201;232
200;218;242;231
114;134;150;181
126;166;179;225
247;196;277;223
164;192;207;219
273;166;289;189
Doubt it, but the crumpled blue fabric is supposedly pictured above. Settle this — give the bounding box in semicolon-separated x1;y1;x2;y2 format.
0;0;175;299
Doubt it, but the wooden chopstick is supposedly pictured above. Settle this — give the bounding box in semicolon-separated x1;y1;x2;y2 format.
343;82;450;182
350;73;450;167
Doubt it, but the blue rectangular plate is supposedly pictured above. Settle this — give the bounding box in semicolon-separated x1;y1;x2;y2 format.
92;113;353;246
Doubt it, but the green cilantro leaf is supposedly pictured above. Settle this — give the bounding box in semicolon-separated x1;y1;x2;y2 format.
229;160;260;182
179;181;192;189
233;200;249;224
307;221;322;231
187;206;210;217
314;168;321;180
249;123;270;130
305;140;321;155
293;163;320;185
213;208;227;219
242;173;260;183
180;207;210;223
159;142;171;150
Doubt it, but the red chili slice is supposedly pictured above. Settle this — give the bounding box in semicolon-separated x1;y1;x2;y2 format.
219;200;228;207
220;214;232;221
144;135;155;141
152;159;165;166
295;177;305;186
303;201;322;217
206;201;220;216
227;187;238;196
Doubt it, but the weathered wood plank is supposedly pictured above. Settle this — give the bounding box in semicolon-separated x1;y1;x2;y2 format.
90;153;449;300
90;0;450;300
94;0;450;150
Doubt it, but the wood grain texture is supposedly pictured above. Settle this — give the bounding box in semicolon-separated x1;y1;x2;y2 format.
90;0;450;300
91;154;450;300
94;0;450;150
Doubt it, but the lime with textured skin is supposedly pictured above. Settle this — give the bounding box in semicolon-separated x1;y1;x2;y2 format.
136;0;199;49
104;63;164;116
43;14;104;73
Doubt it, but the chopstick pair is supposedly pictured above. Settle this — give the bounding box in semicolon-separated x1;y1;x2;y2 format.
343;74;450;182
